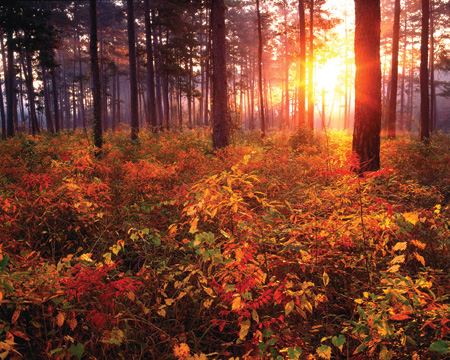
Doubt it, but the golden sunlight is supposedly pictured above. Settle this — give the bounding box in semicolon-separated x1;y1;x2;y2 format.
315;58;341;93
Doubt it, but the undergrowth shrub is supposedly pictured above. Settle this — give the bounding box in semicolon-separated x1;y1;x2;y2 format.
1;129;450;359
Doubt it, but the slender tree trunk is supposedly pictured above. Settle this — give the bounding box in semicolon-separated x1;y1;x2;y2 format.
112;64;116;131
283;4;289;129
420;0;430;142
387;0;401;139
24;50;40;134
144;0;158;131
90;0;102;148
399;13;407;134
42;64;55;133
204;18;211;126
429;0;436;132
298;0;306;127
77;27;86;130
211;0;229;149
308;0;314;129
127;0;139;140
6;30;14;137
117;72;121;125
0;68;5;139
51;68;60;133
353;0;382;173
256;0;265;138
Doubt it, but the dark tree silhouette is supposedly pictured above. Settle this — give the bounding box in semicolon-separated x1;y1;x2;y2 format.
387;0;401;139
90;0;102;149
420;0;430;143
127;0;139;140
256;0;265;138
211;0;229;149
352;0;382;173
144;0;158;132
298;0;306;127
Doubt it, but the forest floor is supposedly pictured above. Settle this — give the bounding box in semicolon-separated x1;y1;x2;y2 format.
1;128;450;360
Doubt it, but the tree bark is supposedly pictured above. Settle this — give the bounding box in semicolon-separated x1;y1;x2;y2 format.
144;0;158;131
127;0;139;140
211;0;229;149
41;64;55;133
90;0;102;148
308;0;314;129
387;0;401;139
298;0;306;127
352;0;382;173
420;0;430;142
256;0;266;138
6;29;15;137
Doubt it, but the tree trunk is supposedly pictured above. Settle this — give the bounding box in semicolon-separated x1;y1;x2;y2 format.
77;26;86;130
0;58;6;139
51;68;60;133
24;50;40;134
42;64;55;133
429;0;436;132
387;0;401;139
420;0;430;142
6;29;15;137
90;0;102;148
298;0;306;127
127;0;139;140
353;0;382;173
144;0;158;131
256;0;265;138
399;13;407;134
283;4;289;129
211;0;229;149
308;0;314;129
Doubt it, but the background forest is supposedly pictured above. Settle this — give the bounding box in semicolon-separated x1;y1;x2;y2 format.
2;0;450;360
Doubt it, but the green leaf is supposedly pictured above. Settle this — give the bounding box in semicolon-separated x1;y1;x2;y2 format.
262;329;273;338
0;255;9;274
355;343;367;354
332;334;346;351
316;344;331;359
70;343;84;360
429;340;450;355
287;346;302;359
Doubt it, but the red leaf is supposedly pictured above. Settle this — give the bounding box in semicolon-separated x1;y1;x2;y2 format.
390;313;412;321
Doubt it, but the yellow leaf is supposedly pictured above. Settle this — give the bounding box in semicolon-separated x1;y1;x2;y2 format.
392;242;407;252
403;212;419;225
285;300;295;316
252;309;259;323
189;217;199;234
231;202;238;213
390;255;405;265
56;312;65;327
317;344;332;360
80;253;93;262
203;299;213;309
192;354;207;360
235;248;244;262
239;319;251;340
387;264;400;273
322;271;329;287
231;296;242;311
157;307;166;317
165;298;175;306
414;252;425;266
411;240;426;250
